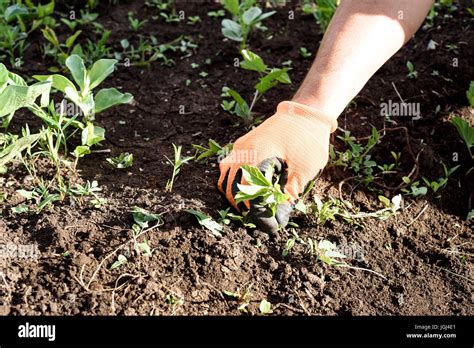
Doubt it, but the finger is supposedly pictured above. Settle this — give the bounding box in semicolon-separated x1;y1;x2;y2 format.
225;166;240;210
217;160;231;194
283;170;305;204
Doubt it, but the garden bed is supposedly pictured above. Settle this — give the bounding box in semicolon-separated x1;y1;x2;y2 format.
0;0;473;315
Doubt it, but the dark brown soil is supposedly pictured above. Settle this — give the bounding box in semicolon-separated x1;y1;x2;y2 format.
0;1;473;316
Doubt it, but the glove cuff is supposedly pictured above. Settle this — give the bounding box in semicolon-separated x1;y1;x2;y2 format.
277;101;338;133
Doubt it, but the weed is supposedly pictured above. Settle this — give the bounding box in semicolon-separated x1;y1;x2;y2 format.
406;61;418;79
222;49;291;124
221;0;275;49
187;15;201;25
235;163;288;217
128;12;148;31
106;152;134;169
185;209;224;237
165;144;193;192
208;10;225;18
299;47;312;58
303;0;338;33
192;139;233;162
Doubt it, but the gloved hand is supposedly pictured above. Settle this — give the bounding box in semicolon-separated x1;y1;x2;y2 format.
218;101;337;233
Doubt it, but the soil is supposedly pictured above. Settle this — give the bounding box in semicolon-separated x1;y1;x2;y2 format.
0;1;473;316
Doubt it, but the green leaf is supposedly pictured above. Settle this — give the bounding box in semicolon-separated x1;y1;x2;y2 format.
240;49;267;72
255;68;291;94
0;82;51;117
259;299;272;314
0;133;42;167
81;122;105;147
223;0;240;16
467;81;474;107
240;164;270;186
33;74;77;95
41;26;60;47
94;88;133;114
242;7;262;25
451;116;474;156
88;59;118;90
65;55;87;91
65;30;82;49
110;254;127;270
132;206;162;228
72;145;91;158
221;19;243;42
184;209;223;237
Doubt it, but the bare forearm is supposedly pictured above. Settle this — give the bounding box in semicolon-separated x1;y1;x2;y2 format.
293;0;435;118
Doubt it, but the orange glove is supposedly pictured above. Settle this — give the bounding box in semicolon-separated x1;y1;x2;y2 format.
218;101;337;233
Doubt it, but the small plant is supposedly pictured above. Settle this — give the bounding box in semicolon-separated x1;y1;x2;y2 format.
223;283;253;314
299;47;312;58
192;139;232;162
259;299;272;315
221;0;275;49
207;10;225;18
184;209;224;237
235;163;288;218
222;49;291;124
165;144;193;192
106;152;133;169
421;162;460;194
401;177;427;197
41;27;82;67
187;15;201;25
128;11;148;31
303;0;338;33
406;61;418;79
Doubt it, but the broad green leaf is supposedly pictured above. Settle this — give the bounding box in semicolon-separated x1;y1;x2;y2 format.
88;59;118;90
222;19;243;42
94;88;133;114
240;49;267;72
240;165;270;186
65;55;86;91
65;30;82;49
242;7;262;25
223;0;240;16
255;68;291;94
255;10;276;22
81;122;105;147
72;145;91;158
0;82;51;117
33;74;77;95
4;4;28;22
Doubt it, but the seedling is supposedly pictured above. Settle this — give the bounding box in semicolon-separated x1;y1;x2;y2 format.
207;10;225;18
185;209;224;237
303;0;338;33
299;47;312;58
110;254;127;270
106;152;133;169
259;299;272;315
222;49;291;124
235;164;289;218
221;0;275;49
223;283;253;314
192;139;232;162
41;27;82;67
128;11;148;31
421;162;460;194
406;61;418;79
187;15;201;25
160;11;180;23
165;144;193;192
401;177;428;197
